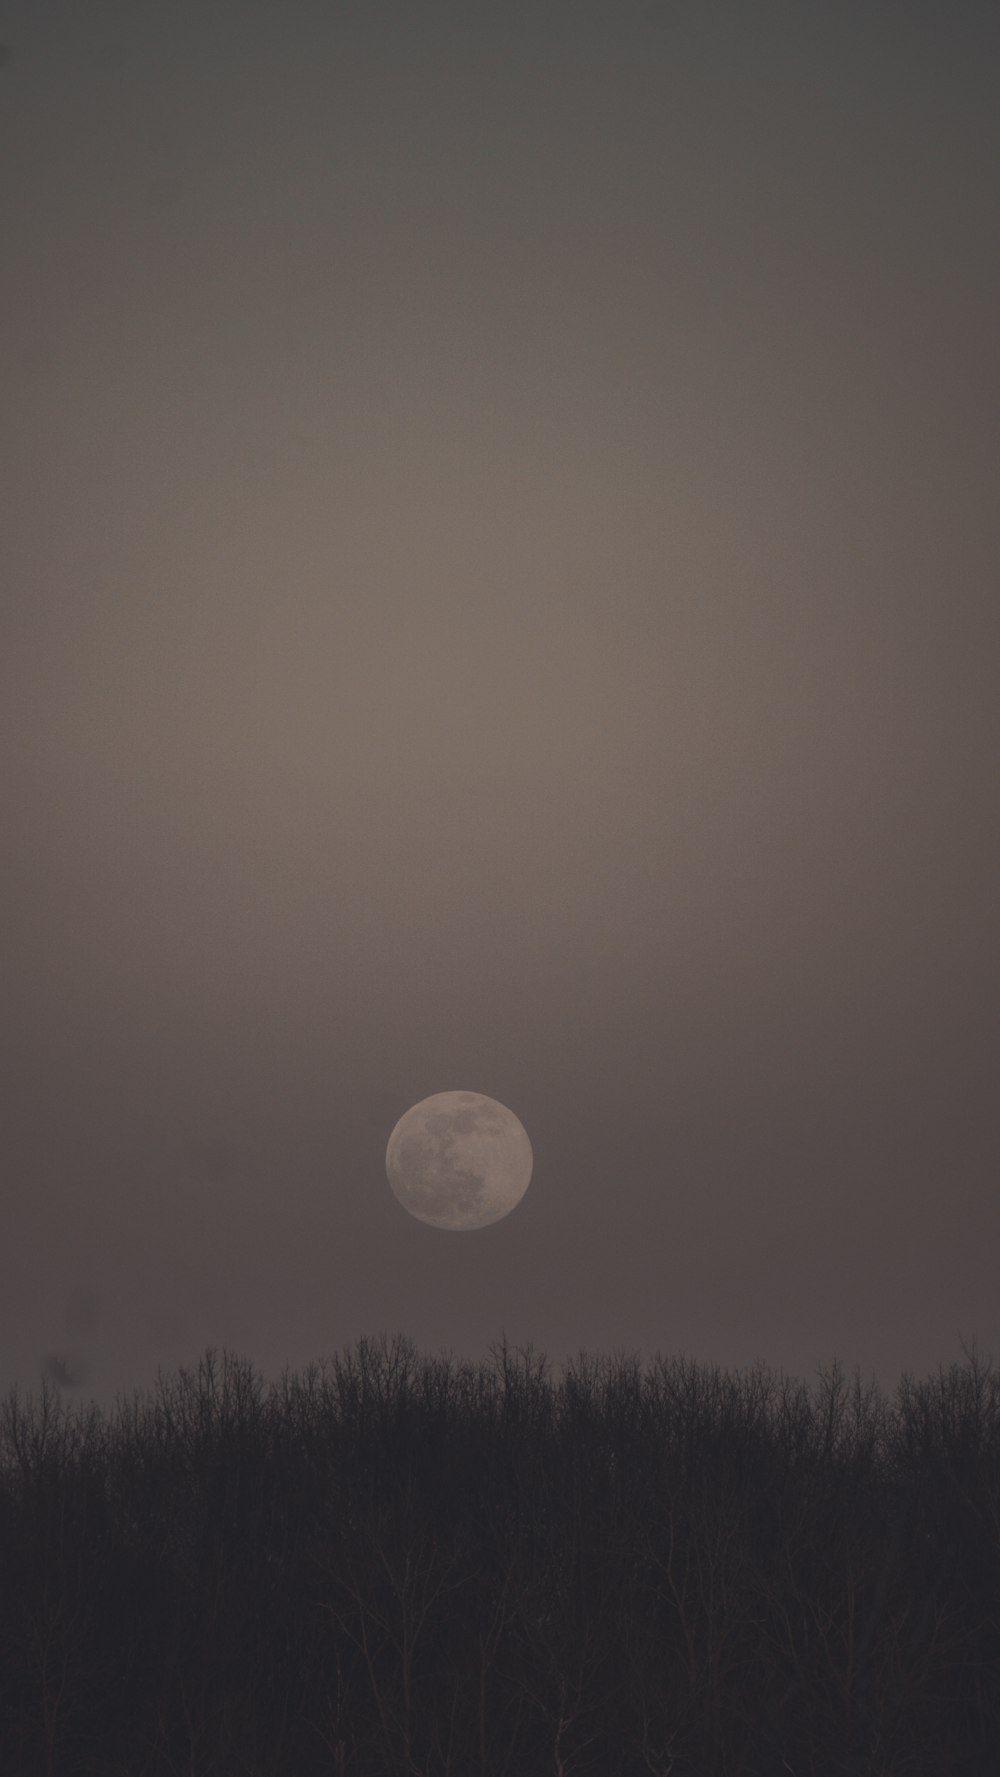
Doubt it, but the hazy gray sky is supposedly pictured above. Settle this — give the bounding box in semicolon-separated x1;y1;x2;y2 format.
3;0;998;1406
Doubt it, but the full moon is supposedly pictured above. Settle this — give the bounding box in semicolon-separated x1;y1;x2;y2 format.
385;1090;533;1231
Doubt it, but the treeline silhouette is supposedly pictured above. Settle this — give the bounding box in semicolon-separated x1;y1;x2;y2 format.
1;1338;998;1775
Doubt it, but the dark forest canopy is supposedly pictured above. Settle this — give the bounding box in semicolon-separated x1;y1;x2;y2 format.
1;1338;998;1775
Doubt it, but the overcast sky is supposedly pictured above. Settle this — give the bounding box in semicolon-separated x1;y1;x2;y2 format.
2;0;998;1408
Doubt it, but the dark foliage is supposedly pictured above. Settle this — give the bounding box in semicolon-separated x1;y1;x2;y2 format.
1;1337;998;1774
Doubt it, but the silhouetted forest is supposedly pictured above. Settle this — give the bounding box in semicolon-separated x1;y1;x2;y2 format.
1;1336;999;1774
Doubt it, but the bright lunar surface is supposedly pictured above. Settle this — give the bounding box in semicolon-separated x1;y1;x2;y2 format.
385;1091;533;1230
